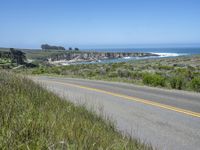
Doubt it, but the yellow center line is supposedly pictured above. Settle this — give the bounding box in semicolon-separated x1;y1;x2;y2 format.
41;80;200;118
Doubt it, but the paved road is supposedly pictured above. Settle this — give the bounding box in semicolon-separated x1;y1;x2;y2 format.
32;76;200;150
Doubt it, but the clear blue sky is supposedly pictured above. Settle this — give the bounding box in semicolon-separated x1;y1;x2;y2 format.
0;0;200;49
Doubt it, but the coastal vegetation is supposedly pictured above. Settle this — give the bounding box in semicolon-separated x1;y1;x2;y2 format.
28;55;200;92
0;48;81;61
1;47;200;92
0;71;151;149
41;44;79;51
0;47;199;149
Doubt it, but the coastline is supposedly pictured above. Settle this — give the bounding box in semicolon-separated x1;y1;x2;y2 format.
49;52;191;66
47;51;159;66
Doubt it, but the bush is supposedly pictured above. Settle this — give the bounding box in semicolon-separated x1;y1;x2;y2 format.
32;67;46;74
108;71;118;78
76;68;97;78
143;73;166;87
169;76;186;90
175;68;192;80
98;67;106;75
130;72;142;80
190;77;200;92
117;68;131;78
158;65;174;70
51;67;61;74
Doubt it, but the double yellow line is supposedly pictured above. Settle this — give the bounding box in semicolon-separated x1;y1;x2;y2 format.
42;80;200;118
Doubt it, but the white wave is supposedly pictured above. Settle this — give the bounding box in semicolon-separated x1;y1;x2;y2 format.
152;53;187;57
123;57;131;59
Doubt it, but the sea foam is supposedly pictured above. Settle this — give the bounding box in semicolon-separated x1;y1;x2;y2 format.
152;53;187;57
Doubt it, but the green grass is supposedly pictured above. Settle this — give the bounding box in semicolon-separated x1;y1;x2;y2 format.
23;49;68;60
0;71;151;150
0;48;88;61
0;48;10;52
0;48;68;61
0;58;11;64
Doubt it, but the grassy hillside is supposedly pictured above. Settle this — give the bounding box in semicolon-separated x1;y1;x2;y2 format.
0;48;83;61
0;48;65;60
0;71;151;150
23;49;69;60
28;55;200;92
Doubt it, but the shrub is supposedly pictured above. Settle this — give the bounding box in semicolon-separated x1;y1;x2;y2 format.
108;71;118;78
78;69;97;78
117;68;131;78
31;68;46;74
51;67;61;74
190;77;200;92
175;68;192;80
169;76;186;90
142;73;166;87
130;72;142;80
98;67;106;75
158;65;174;70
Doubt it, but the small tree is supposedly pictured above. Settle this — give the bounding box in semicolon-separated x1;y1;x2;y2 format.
74;48;79;51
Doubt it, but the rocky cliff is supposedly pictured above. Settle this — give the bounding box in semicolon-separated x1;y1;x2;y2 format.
49;52;159;62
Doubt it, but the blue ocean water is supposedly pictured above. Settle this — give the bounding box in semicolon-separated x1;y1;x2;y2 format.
93;47;200;55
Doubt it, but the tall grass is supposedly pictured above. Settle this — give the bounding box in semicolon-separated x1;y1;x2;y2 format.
0;71;151;150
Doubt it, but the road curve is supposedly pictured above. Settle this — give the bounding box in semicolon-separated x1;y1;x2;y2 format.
32;76;200;150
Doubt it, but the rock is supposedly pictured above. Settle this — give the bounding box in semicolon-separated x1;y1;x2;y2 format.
48;51;160;63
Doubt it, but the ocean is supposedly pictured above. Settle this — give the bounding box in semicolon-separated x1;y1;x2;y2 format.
93;47;200;55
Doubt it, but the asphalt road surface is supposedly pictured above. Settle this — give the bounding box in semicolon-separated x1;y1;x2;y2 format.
32;76;200;150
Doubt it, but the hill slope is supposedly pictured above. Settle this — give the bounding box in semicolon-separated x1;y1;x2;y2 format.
0;71;151;150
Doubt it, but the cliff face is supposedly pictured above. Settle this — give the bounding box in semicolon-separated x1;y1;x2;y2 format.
49;52;159;61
